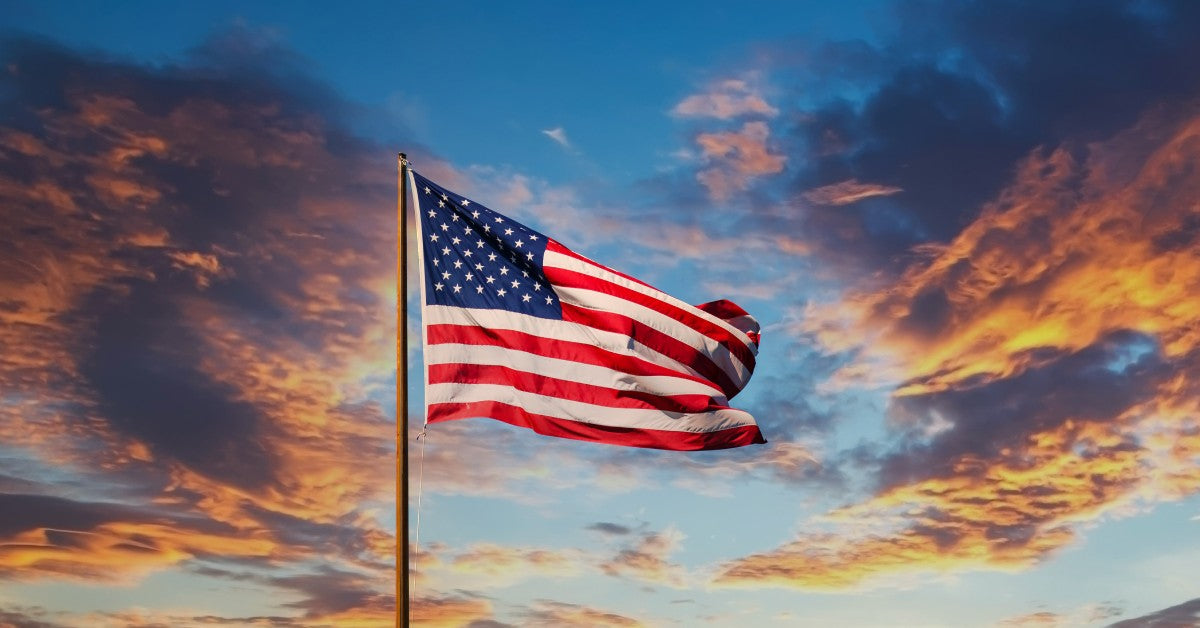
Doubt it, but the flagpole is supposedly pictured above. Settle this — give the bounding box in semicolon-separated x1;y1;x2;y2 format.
397;152;410;627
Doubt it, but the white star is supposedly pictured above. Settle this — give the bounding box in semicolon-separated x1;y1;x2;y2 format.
510;280;520;288
429;234;438;242
483;224;491;233
471;210;480;219
533;282;541;290
522;294;532;303
431;258;440;266
485;276;495;284
427;209;436;217
515;239;523;248
438;200;445;208
440;223;449;231
476;285;484;294
451;214;459;222
499;267;509;276
434;282;444;291
545;295;553;304
488;253;498;262
497;288;507;297
452;236;461;245
464;250;473;257
441;271;451;280
453;260;463;269
462;199;470;206
441;247;451;255
529;234;539;241
495;216;504;223
475;263;484;271
464;272;474;281
453;284;462;293
522;271;529;278
526;252;535;261
476;239;485;248
464;226;472;235
424;187;431;194
441;193;448;201
505;228;514;236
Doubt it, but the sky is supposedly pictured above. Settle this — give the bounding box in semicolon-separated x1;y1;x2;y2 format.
2;0;1200;626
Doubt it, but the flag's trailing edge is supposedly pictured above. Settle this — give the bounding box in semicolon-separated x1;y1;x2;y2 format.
409;169;765;451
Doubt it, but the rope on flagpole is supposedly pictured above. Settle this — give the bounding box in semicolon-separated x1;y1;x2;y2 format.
414;427;428;554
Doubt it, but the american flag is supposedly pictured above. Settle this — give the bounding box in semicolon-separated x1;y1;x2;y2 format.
410;170;764;450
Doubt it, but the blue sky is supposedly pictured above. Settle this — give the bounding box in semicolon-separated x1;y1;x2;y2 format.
3;1;1200;626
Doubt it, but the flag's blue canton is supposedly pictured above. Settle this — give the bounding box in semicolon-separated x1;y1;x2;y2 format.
414;172;561;319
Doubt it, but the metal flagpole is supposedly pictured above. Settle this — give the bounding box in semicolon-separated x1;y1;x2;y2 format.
397;152;411;627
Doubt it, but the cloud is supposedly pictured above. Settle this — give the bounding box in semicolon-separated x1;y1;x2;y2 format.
586;522;634;537
600;525;688;588
672;78;778;120
0;31;399;617
714;102;1200;591
541;126;571;149
410;594;495;628
519;600;645;628
694;121;786;201
802;179;903;206
1109;597;1200;627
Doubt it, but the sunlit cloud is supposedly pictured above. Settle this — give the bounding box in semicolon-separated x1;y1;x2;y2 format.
672;78;778;120
694;121;786;201
0;34;396;617
716;104;1200;591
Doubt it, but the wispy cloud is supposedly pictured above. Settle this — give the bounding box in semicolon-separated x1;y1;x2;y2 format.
802;179;903;206
542;126;572;149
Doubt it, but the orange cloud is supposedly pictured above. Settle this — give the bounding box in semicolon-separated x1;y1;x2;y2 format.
410;595;494;627
695;122;786;200
0;38;397;618
720;105;1200;591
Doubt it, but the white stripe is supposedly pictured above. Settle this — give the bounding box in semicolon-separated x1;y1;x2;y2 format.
409;170;432;426
544;249;758;354
553;285;753;388
426;343;726;399
423;304;700;380
427;383;756;433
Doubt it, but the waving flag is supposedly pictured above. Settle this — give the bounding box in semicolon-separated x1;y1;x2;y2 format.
410;170;765;450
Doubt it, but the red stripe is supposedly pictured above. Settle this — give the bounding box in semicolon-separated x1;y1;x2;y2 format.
429;363;723;414
428;400;767;451
426;323;722;394
547;240;657;291
547;266;757;375
695;299;750;321
559;303;742;399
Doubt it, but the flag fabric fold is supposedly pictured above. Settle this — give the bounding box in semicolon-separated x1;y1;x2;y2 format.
410;169;765;450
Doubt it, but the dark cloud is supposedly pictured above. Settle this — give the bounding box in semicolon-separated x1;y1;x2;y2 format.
80;280;275;489
586;522;633;536
0;29;398;617
878;330;1169;488
0;493;140;537
1108;597;1200;628
749;0;1200;273
0;607;69;628
272;566;391;619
